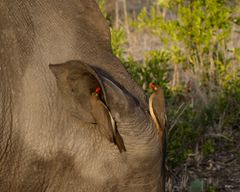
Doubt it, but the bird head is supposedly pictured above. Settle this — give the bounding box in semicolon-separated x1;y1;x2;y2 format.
149;82;158;91
95;87;101;97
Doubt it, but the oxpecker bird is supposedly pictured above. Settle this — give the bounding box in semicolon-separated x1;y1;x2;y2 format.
149;82;166;192
149;83;166;138
90;87;126;153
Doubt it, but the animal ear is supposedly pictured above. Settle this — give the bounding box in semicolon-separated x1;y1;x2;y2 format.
49;60;138;122
49;60;106;122
49;60;106;99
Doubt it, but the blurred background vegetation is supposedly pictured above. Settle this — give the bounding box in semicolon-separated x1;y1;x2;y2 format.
97;0;240;191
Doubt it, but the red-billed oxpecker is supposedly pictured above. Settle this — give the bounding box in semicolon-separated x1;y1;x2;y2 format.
149;82;166;191
90;87;126;153
149;83;166;140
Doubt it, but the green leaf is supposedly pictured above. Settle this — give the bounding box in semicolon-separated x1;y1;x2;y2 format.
189;179;204;192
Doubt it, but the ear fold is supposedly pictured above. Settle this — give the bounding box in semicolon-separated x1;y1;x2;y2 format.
49;60;106;100
100;76;138;121
49;60;107;123
49;60;138;122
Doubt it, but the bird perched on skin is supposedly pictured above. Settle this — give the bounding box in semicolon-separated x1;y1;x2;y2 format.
149;83;166;139
90;87;126;153
149;83;167;191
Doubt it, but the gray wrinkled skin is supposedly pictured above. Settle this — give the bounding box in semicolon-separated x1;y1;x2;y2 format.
0;0;165;191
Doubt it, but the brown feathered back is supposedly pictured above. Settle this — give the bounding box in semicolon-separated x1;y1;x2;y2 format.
149;86;166;135
149;85;166;191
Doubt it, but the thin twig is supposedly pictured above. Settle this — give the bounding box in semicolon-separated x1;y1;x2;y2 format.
168;103;187;136
207;133;233;142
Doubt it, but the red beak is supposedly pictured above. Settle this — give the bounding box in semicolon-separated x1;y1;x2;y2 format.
149;82;156;90
95;87;101;94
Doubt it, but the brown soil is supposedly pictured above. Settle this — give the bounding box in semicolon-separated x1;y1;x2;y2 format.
166;127;240;192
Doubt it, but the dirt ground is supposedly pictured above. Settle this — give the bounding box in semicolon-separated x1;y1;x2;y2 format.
166;127;240;192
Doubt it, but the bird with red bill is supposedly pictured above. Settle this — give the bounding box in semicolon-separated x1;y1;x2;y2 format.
148;82;166;137
90;87;126;153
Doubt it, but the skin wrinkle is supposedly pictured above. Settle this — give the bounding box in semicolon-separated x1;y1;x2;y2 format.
20;65;59;159
2;106;13;167
8;0;35;69
116;108;156;142
0;59;13;163
0;8;37;190
0;49;22;191
41;68;56;132
0;88;8;161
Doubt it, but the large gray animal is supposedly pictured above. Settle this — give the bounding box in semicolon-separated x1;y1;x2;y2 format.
0;0;165;191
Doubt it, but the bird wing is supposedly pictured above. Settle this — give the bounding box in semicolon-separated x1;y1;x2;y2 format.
149;90;166;134
154;93;166;133
90;96;126;152
91;98;114;142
